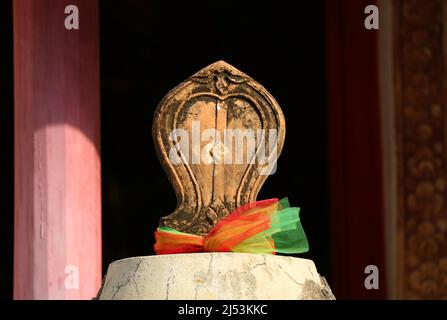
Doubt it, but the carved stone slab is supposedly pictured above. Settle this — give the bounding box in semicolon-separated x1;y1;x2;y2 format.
152;61;285;235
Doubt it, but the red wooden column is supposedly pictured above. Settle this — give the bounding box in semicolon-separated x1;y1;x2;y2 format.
326;0;387;299
14;0;101;299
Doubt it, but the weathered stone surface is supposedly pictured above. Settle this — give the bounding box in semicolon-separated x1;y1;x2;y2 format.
98;253;335;300
152;61;286;236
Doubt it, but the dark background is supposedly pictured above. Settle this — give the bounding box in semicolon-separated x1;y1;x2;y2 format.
0;0;14;301
0;0;329;299
100;0;329;280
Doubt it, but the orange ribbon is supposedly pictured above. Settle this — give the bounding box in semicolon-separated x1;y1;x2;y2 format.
154;198;279;254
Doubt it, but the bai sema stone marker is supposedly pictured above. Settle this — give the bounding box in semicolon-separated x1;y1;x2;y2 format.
97;61;335;300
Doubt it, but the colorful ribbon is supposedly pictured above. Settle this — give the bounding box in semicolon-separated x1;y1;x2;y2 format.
154;198;309;255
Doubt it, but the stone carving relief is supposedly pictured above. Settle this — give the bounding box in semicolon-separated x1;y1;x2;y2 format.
152;61;285;236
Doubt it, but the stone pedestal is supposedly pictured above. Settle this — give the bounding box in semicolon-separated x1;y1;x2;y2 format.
97;253;335;300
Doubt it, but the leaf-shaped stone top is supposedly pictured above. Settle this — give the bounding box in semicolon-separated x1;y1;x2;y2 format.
152;61;285;235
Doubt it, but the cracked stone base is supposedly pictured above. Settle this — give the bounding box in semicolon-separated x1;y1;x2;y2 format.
97;253;335;300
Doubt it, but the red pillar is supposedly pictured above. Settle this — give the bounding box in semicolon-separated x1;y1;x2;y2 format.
14;0;101;299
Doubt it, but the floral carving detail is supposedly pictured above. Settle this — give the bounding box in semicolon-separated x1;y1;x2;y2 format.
396;0;447;299
215;75;229;95
408;259;447;299
407;222;445;265
406;182;444;219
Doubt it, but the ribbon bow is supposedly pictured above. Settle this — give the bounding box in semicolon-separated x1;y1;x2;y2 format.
154;198;309;255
